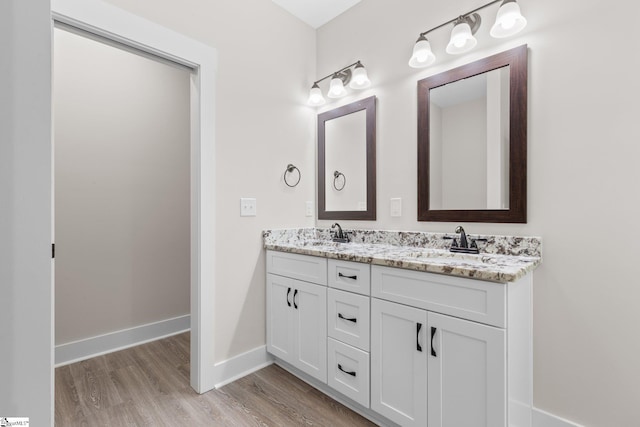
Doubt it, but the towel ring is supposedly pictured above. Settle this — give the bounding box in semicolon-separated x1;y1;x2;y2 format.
284;164;301;187
333;171;346;191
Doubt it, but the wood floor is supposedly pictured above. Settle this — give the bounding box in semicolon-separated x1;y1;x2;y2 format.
55;332;376;426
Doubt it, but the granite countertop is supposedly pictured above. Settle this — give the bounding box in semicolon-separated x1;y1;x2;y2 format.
263;228;542;283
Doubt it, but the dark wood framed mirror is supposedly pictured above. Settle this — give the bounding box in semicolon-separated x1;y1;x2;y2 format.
318;96;376;220
418;44;527;223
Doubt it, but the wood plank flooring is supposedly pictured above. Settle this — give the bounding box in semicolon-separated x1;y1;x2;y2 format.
55;332;376;426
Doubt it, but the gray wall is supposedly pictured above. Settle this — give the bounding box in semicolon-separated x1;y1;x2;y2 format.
316;1;640;425
54;28;191;345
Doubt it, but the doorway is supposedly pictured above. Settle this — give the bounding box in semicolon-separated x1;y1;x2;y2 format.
53;24;191;363
52;0;218;394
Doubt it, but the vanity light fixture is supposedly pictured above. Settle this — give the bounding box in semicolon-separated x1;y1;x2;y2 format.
446;14;480;55
307;61;371;106
409;0;527;68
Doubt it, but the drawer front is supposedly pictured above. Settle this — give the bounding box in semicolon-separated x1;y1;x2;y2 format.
327;338;370;408
328;259;371;295
327;288;370;351
266;250;327;286
371;265;506;328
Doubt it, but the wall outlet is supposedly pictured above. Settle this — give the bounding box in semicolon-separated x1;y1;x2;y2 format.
390;198;402;217
240;198;257;216
305;201;314;217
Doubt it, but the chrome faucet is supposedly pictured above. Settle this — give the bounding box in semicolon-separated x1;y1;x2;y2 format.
331;223;348;243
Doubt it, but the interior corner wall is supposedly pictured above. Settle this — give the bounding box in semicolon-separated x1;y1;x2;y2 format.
101;0;317;364
316;0;640;426
53;28;191;345
0;0;53;424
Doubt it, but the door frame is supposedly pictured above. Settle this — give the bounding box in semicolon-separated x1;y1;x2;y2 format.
52;0;217;393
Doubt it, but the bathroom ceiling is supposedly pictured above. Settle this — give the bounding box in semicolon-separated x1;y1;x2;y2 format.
272;0;361;29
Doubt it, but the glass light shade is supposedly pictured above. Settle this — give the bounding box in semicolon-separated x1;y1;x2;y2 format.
327;76;347;98
490;1;527;38
307;85;325;106
446;21;477;54
349;65;371;89
409;37;436;68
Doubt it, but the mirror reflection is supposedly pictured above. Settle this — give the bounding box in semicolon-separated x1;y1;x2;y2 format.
325;109;367;211
429;67;510;210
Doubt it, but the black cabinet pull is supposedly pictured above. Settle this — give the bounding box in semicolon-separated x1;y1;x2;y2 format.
293;289;298;309
338;272;358;280
417;323;423;352
338;364;356;377
338;313;357;323
286;287;291;307
431;327;437;357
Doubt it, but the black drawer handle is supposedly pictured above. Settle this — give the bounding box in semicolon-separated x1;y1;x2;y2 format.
338;313;357;323
338;364;356;377
338;272;358;280
286;287;291;307
431;327;437;357
417;323;423;352
293;289;298;309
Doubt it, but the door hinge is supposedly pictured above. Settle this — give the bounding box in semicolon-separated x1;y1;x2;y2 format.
52;243;55;259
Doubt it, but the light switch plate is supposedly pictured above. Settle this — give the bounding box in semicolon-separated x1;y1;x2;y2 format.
240;198;257;216
390;198;402;217
305;201;314;217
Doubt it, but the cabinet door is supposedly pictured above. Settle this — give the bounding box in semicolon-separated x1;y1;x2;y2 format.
428;312;506;427
371;298;428;427
266;274;295;364
293;279;327;383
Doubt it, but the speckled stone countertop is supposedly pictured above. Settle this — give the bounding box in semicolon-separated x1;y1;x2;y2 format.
263;228;541;283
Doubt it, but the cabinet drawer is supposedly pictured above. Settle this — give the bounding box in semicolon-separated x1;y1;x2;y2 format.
266;250;327;286
328;338;370;408
371;265;506;328
328;259;371;295
327;288;370;351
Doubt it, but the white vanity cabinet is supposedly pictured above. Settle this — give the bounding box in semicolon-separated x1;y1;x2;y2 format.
266;250;533;427
266;251;328;383
371;265;532;427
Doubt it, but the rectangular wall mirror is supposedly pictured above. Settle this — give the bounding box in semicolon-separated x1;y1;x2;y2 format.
318;96;376;220
418;45;527;223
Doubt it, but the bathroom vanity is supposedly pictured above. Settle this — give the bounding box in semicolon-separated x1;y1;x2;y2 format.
264;228;541;427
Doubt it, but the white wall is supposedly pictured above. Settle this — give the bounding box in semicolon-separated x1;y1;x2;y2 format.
0;0;53;424
316;0;640;425
54;28;191;344
101;0;317;363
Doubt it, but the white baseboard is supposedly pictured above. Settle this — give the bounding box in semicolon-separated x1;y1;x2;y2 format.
55;314;190;366
533;408;584;427
212;345;274;389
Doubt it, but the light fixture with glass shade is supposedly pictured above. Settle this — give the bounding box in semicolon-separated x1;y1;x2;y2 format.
446;14;480;55
490;0;527;38
408;35;436;68
327;72;349;98
307;82;326;106
307;61;371;106
349;61;371;89
408;0;527;68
